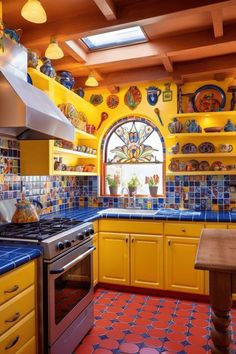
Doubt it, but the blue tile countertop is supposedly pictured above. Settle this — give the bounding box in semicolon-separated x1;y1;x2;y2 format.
0;243;42;275
43;207;236;223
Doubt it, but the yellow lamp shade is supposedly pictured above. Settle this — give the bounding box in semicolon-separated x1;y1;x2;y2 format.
21;0;47;24
45;38;64;60
85;73;98;87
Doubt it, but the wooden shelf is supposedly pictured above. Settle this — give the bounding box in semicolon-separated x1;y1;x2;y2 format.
167;171;236;176
169;153;236;158
75;128;97;140
54;147;97;158
53;171;98;176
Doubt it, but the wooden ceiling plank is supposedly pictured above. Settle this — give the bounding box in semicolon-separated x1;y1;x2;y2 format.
161;54;173;72
211;9;224;37
92;0;117;21
22;0;236;48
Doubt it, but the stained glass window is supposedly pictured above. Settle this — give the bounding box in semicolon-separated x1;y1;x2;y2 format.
103;119;164;196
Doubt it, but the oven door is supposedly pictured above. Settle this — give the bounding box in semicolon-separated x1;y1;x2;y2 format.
46;239;95;346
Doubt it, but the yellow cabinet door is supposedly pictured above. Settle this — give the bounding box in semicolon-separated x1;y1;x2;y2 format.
130;234;164;289
99;232;129;285
165;236;204;294
93;233;98;286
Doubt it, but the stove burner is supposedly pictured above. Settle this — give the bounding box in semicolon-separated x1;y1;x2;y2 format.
0;218;82;241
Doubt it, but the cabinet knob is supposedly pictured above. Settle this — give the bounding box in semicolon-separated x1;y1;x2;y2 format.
5;312;20;323
126;237;128;243
182;229;186;232
132;238;134;243
168;240;171;246
5;335;19;350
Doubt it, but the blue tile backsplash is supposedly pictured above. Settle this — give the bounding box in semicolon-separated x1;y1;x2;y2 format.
1;136;236;212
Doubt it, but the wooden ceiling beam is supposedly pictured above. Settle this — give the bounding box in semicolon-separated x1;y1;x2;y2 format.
161;54;173;72
211;9;224;37
61;41;87;63
22;0;235;48
92;0;117;21
97;52;236;86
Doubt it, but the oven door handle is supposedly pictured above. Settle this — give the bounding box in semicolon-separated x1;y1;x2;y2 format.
50;246;96;274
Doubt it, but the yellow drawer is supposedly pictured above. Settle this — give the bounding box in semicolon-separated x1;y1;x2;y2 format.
164;222;204;237
0;311;35;354
0;261;35;305
99;219;163;234
15;336;36;354
93;221;98;234
205;223;228;229
0;285;35;335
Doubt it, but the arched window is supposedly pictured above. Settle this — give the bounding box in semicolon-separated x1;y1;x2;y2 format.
102;117;165;196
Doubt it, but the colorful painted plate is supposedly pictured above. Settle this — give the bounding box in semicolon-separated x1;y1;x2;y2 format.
192;85;226;112
107;94;119;109
90;94;103;106
199;161;210;171
181;143;198;154
198;142;215;153
211;161;225;171
186;159;199;171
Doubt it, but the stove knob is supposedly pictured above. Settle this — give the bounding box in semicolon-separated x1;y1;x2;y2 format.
77;233;84;241
89;228;94;235
57;242;64;251
64;240;72;248
84;229;90;237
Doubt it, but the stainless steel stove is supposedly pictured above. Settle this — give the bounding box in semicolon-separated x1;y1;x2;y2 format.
0;217;95;354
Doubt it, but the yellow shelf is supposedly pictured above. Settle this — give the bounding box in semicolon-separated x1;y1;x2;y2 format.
53;171;98;176
167;171;236;176
168;132;236;138
75;128;97;140
175;111;236;118
169;153;236;158
54;147;97;158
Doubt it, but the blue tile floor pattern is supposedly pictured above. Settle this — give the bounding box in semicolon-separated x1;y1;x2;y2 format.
0;243;42;275
75;288;236;354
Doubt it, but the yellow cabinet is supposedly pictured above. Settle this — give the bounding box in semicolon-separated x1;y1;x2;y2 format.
130;234;163;289
93;233;98;286
165;236;204;294
0;261;37;354
99;232;129;285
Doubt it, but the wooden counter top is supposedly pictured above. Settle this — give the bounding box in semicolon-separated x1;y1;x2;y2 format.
195;228;236;272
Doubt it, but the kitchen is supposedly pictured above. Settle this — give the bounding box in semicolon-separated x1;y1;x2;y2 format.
0;1;236;354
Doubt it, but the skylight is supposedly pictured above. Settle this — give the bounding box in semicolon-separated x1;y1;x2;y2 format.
81;26;147;51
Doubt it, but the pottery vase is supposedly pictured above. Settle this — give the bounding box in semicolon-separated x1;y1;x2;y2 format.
27;50;38;68
40;58;56;78
56;70;75;90
149;186;158;197
185;119;201;133
74;87;84;98
168;118;183;134
224;119;235;132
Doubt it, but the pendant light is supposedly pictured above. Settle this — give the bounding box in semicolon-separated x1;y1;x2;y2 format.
85;72;99;87
45;37;64;60
21;0;47;24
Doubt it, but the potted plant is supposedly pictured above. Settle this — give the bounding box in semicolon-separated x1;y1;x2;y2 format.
106;174;120;195
145;174;159;197
127;176;140;196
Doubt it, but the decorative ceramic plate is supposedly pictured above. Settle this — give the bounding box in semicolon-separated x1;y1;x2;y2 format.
168;159;179;172
211;161;225;171
199;161;210;171
124;86;142;110
198;142;215;153
107;95;119;109
204;127;223;133
181;143;198;154
90;94;103;106
192;85;226;112
186;159;199;171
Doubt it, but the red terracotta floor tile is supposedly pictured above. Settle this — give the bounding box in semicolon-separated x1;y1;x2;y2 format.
119;342;139;353
75;288;236;354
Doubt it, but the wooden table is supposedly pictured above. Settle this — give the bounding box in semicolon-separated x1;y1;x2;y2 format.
195;229;236;354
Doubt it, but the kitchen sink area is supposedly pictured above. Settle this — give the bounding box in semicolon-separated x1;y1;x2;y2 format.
97;208;159;215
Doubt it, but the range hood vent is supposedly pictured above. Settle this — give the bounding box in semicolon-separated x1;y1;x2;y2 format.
0;37;74;141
